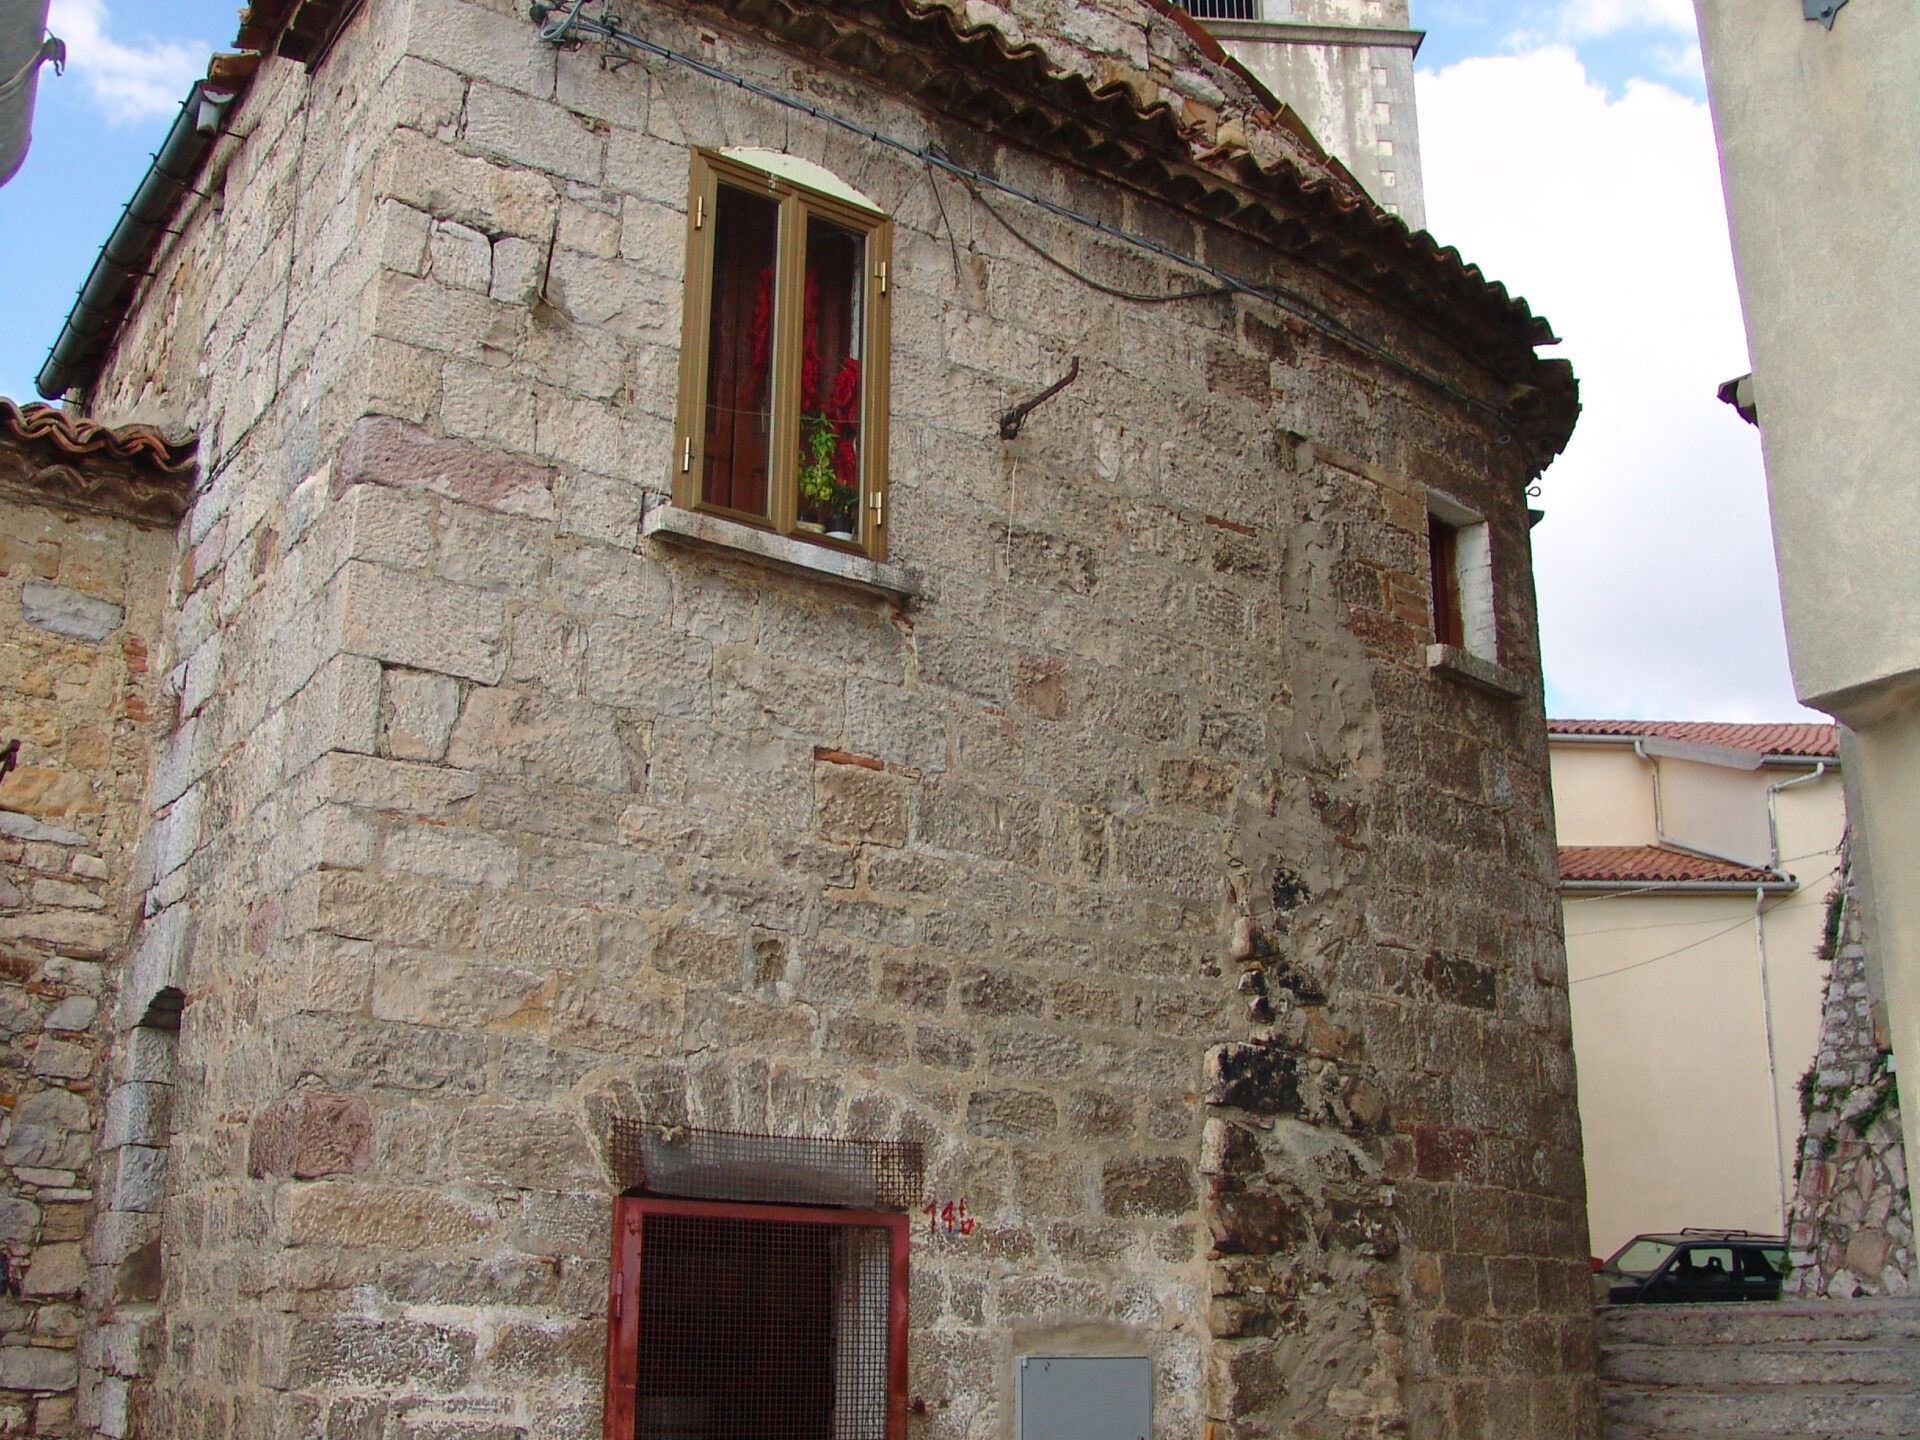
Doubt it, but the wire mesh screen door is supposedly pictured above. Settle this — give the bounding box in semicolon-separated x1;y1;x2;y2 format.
605;1198;909;1440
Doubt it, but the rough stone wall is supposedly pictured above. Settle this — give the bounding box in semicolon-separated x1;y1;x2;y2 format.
78;0;1593;1438
1786;858;1915;1298
0;497;175;1437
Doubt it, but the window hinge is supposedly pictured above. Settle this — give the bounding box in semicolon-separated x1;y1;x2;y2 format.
682;437;693;473
877;261;887;294
613;1285;623;1320
695;195;704;229
870;489;885;527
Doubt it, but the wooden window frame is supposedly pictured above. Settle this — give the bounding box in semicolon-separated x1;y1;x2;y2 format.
603;1195;911;1440
1428;512;1464;649
674;150;894;562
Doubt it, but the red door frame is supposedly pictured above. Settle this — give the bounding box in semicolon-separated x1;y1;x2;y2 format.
604;1195;911;1440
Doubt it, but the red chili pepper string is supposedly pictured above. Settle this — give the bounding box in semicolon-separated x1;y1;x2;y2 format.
738;266;773;406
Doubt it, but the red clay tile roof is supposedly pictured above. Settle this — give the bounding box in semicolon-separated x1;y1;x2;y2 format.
1558;845;1780;886
1548;719;1838;760
0;398;198;524
1;399;197;476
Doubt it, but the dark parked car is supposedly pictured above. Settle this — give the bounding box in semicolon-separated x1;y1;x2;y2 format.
1593;1230;1789;1305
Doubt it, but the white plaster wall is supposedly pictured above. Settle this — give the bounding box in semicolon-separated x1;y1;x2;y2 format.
1564;769;1845;1258
1656;756;1771;866
1692;0;1920;713
1548;744;1657;848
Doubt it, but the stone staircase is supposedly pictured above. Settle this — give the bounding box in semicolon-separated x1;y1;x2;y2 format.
1600;1298;1920;1437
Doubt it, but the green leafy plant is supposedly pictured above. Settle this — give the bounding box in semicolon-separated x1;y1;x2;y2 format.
798;413;838;509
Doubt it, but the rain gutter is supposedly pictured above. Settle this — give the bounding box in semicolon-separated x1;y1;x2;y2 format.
35;81;233;400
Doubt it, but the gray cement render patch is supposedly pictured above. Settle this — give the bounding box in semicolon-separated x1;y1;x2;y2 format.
19;581;125;642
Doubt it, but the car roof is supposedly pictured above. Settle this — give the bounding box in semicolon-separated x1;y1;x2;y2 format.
1627;1231;1785;1245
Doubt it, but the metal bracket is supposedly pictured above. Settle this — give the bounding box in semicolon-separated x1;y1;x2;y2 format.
998;357;1080;441
1803;0;1846;27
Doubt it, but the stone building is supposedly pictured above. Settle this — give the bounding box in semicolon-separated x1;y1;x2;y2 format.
5;0;1586;1434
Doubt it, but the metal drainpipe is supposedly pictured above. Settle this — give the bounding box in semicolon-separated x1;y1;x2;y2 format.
1754;882;1790;1236
34;80;232;399
1766;761;1829;870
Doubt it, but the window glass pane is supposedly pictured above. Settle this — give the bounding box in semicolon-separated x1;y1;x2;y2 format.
1609;1239;1673;1276
703;183;780;518
797;214;866;542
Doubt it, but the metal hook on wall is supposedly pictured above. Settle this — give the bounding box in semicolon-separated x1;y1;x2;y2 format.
997;357;1080;441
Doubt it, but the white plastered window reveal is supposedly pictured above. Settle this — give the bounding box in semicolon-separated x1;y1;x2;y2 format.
1426;486;1498;664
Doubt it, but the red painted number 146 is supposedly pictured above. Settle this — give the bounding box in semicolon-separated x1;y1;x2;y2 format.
925;1198;976;1238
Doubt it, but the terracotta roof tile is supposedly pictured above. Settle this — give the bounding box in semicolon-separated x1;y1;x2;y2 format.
2;399;196;476
1558;845;1778;885
0;398;198;524
1548;719;1838;759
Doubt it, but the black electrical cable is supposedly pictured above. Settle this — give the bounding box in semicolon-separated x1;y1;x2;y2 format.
951;163;1230;305
534;0;1548;472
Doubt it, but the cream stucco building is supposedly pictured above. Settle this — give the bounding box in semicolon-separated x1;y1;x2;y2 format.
1692;0;1920;1215
1550;720;1844;1258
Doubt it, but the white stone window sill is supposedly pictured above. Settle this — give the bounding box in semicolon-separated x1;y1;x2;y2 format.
1427;644;1525;699
642;505;920;604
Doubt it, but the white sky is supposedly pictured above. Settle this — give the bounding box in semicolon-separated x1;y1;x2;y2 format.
1416;29;1821;722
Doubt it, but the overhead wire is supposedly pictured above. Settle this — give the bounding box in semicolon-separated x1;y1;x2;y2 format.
533;0;1549;473
1570;892;1821;985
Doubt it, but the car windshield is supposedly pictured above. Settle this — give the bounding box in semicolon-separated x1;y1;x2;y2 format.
1609;1238;1677;1277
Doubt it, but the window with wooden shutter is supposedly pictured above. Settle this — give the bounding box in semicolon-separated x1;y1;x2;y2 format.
675;151;893;560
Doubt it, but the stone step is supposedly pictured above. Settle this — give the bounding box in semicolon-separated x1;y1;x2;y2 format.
1602;1341;1920;1388
1600;1299;1920;1349
1602;1385;1920;1436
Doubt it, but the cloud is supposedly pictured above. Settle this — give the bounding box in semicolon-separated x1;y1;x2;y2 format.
1559;0;1698;36
48;0;209;124
1417;46;1820;722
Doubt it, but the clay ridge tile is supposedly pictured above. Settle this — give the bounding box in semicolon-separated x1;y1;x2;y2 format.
1;398;197;477
1549;719;1839;759
1557;845;1779;885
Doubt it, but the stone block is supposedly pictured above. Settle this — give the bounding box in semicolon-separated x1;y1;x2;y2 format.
966;1087;1056;1139
337;414;557;519
465;81;606;183
247;1093;374;1179
1101;1155;1196;1217
28;1039;91;1079
284;653;384;777
21;1242;85;1296
448;1105;602;1188
19;582;123;642
371;948;547;1028
585;617;711;716
108;1145;168;1213
428;218;493;293
404;0;556;97
0;1344;76;1392
815;760;909;847
445;687;639;791
101;1082;170;1150
372;131;556;243
385;668;462;761
280;1182;489;1248
288;1314;475;1392
492;235;545;305
1205;1043;1300;1114
337;561;509;684
40;996;97;1032
382;823;519;888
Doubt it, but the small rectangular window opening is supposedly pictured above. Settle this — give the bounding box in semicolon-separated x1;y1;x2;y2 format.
606;1198;908;1440
1426;490;1497;663
1428;516;1463;649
